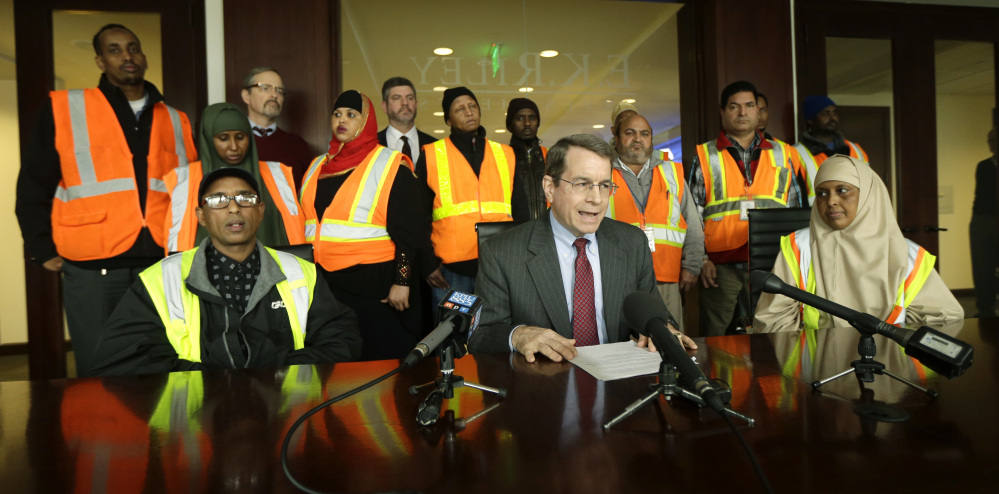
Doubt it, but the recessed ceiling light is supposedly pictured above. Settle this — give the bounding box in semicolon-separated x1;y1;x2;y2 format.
433;129;445;134
623;98;636;104
605;99;613;103
518;87;534;92
495;129;507;133
540;50;559;58
434;47;453;56
433;111;444;116
593;124;605;129
433;86;448;92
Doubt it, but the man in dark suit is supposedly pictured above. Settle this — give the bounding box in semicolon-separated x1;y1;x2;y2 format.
468;134;697;362
377;77;436;164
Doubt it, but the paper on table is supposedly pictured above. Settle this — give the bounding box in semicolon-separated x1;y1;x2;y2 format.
570;341;662;381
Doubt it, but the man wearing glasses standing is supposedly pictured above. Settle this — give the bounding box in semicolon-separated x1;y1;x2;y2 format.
241;67;313;189
91;167;361;376
468;135;697;361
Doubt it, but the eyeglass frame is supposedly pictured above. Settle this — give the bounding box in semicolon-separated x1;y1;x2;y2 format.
554;177;619;197
199;193;261;209
244;83;288;97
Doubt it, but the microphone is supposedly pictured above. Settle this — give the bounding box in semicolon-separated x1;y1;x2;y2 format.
623;292;725;412
402;290;484;368
751;270;973;378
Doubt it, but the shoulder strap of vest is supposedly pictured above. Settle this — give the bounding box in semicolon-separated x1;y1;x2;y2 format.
265;247;316;349
262;161;300;216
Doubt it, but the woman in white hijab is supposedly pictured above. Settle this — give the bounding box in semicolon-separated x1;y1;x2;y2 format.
753;155;963;332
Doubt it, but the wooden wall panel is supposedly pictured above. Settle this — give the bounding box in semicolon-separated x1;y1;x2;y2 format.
222;0;339;157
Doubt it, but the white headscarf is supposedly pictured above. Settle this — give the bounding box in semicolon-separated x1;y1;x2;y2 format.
808;155;909;327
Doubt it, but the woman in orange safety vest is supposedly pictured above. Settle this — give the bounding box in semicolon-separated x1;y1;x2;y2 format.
163;102;305;254
753;155;963;331
299;90;434;361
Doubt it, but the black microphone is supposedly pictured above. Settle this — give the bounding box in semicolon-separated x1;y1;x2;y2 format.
402;290;484;368
751;270;973;378
623;292;725;412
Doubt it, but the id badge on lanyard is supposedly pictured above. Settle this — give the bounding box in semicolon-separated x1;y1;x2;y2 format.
739;193;754;221
640;216;655;252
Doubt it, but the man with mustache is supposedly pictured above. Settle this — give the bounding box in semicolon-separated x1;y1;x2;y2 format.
690;80;802;336
16;24;197;377
794;95;870;205
608;113;703;331
91;167;362;375
241;67;313;190
377;77;436;164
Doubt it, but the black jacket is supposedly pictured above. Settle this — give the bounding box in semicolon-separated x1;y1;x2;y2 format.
92;241;362;376
509;136;547;222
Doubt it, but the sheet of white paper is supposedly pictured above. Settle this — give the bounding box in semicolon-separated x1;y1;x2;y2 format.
570;341;663;381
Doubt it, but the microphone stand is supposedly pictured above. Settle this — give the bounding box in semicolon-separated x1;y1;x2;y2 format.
811;329;938;399
409;339;507;426
603;360;754;431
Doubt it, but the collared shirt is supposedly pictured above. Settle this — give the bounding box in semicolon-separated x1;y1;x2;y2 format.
385;124;422;163
249;118;277;137
508;212;608;351
206;243;261;314
613;157;657;211
690;131;800;211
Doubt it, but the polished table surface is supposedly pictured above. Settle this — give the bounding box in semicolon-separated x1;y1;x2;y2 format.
1;319;996;493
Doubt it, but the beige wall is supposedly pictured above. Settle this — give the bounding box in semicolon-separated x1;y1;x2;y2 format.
0;79;27;345
830;90;988;290
936;94;993;290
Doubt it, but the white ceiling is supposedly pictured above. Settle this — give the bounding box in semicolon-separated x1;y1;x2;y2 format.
340;0;684;147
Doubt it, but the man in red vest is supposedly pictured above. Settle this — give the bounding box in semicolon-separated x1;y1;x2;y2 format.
16;24;197;376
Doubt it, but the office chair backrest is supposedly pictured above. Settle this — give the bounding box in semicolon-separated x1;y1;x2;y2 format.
747;208;811;314
476;221;523;249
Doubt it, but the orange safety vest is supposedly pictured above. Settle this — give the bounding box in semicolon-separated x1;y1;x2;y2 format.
299;147;411;272
780;228;936;328
607;161;687;282
696;139;793;253
793;139;868;205
424;138;515;264
162;161;305;253
51;88;197;260
61;380;151;494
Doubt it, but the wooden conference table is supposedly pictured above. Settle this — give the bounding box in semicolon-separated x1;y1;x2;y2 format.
0;320;996;493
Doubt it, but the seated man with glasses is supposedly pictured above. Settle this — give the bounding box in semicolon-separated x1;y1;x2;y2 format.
467;134;697;362
92;167;362;376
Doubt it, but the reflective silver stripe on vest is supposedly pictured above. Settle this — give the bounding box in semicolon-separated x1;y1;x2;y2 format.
704;142;726;205
351;149;395;224
794;143;819;189
168;167;192;251
848;141;866;162
54;178;136;201
659;163;683;229
67;90;97;184
264;161;299;216
318;223;389;239
304;223;317;238
653;227;686;245
769;142;789;200
165;105;189;168
149;178;168;193
273;250;309;334
161;254;187;324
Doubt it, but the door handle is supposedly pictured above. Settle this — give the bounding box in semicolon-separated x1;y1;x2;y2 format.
925;226;948;233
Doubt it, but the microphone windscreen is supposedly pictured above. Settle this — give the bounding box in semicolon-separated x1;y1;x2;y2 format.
750;270;784;295
623;291;673;336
